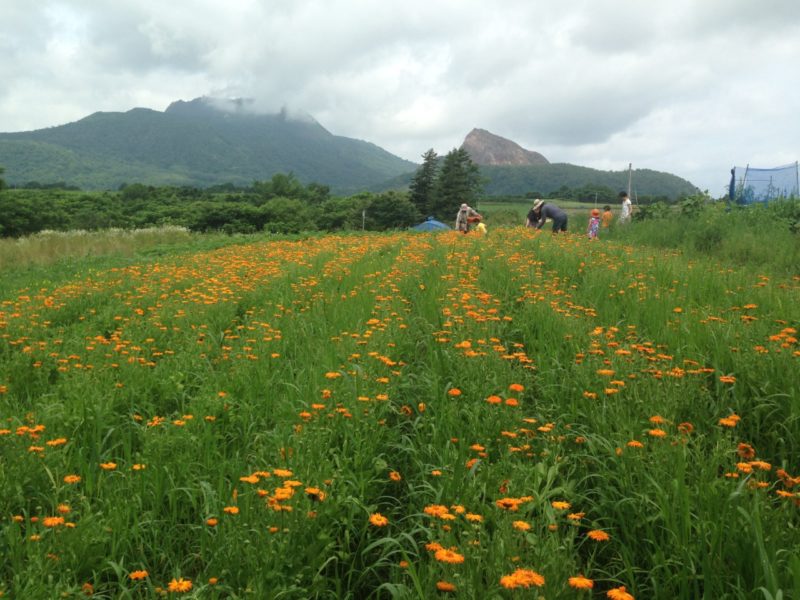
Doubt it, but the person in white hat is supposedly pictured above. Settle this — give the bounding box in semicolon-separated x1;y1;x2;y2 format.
526;198;568;232
455;203;482;233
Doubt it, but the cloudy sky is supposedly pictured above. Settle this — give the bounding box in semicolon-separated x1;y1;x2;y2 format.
1;0;799;193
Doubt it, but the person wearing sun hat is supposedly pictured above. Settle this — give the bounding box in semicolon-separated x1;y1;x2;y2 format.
526;198;568;232
587;208;601;239
455;203;482;233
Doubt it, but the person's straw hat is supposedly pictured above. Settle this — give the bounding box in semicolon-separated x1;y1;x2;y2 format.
532;199;543;211
460;203;468;210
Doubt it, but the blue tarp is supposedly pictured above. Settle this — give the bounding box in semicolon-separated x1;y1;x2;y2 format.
412;218;450;231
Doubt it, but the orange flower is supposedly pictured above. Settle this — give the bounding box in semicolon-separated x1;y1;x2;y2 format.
99;462;117;471
369;513;389;527
389;471;402;482
648;429;667;438
167;578;193;593
737;443;756;459
568;575;594;589
465;513;483;522
63;475;81;484
607;585;635;600
129;570;148;581
434;548;465;564
719;375;736;384
223;506;239;515
206;518;218;526
436;581;457;592
587;529;610;541
42;516;65;527
305;487;326;502
499;568;545;589
512;520;531;531
508;383;524;392
485;395;502;405
551;500;571;510
447;388;462;397
626;440;644;448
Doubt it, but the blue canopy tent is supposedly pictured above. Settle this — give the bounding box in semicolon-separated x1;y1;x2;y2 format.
411;217;451;231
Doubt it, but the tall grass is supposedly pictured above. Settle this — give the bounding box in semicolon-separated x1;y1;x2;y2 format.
0;228;798;598
0;226;195;271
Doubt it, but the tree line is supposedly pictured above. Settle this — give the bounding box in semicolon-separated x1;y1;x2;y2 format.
0;149;484;238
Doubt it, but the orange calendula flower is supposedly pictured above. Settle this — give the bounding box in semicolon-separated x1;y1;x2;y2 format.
648;429;667;438
719;413;741;427
587;529;610;541
206;517;218;526
223;506;239;515
465;513;483;523
719;375;736;384
551;500;571;510
508;383;525;392
499;568;545;589
389;471;402;482
569;575;594;589
607;585;635;600
42;516;65;527
434;548;465;564
63;475;81;484
167;578;193;593
129;570;148;581
99;462;117;471
737;443;756;459
626;440;644;448
369;513;389;527
512;520;531;531
436;581;457;592
447;388;462;397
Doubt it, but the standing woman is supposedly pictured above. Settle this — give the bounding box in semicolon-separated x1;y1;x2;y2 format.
618;191;633;224
526;199;568;233
456;203;482;233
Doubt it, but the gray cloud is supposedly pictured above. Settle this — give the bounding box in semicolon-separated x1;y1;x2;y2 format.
1;0;799;191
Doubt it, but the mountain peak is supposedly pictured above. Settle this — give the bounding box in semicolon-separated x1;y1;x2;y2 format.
461;128;549;166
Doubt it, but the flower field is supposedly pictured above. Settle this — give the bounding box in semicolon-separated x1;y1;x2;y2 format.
1;228;798;599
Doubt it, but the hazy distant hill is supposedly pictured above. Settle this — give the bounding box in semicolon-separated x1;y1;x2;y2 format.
374;128;697;199
461;128;549;166
0;97;417;193
378;162;697;199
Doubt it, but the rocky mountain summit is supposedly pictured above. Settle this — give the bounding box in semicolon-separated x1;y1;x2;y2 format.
460;128;549;166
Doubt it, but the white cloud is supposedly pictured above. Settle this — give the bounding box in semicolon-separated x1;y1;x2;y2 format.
1;0;799;191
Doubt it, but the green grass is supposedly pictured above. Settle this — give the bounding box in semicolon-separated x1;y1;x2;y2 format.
0;227;798;598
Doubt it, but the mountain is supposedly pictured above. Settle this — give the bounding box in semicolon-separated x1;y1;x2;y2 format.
461;128;549;166
0;97;417;193
376;128;698;199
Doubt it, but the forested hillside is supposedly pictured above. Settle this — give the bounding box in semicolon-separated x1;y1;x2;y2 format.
0;98;416;193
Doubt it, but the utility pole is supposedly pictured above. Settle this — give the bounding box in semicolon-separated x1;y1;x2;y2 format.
627;163;632;198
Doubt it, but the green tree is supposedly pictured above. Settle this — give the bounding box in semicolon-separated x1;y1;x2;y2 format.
261;197;312;233
0;166;6;192
430;148;482;220
365;191;420;231
408;149;438;216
